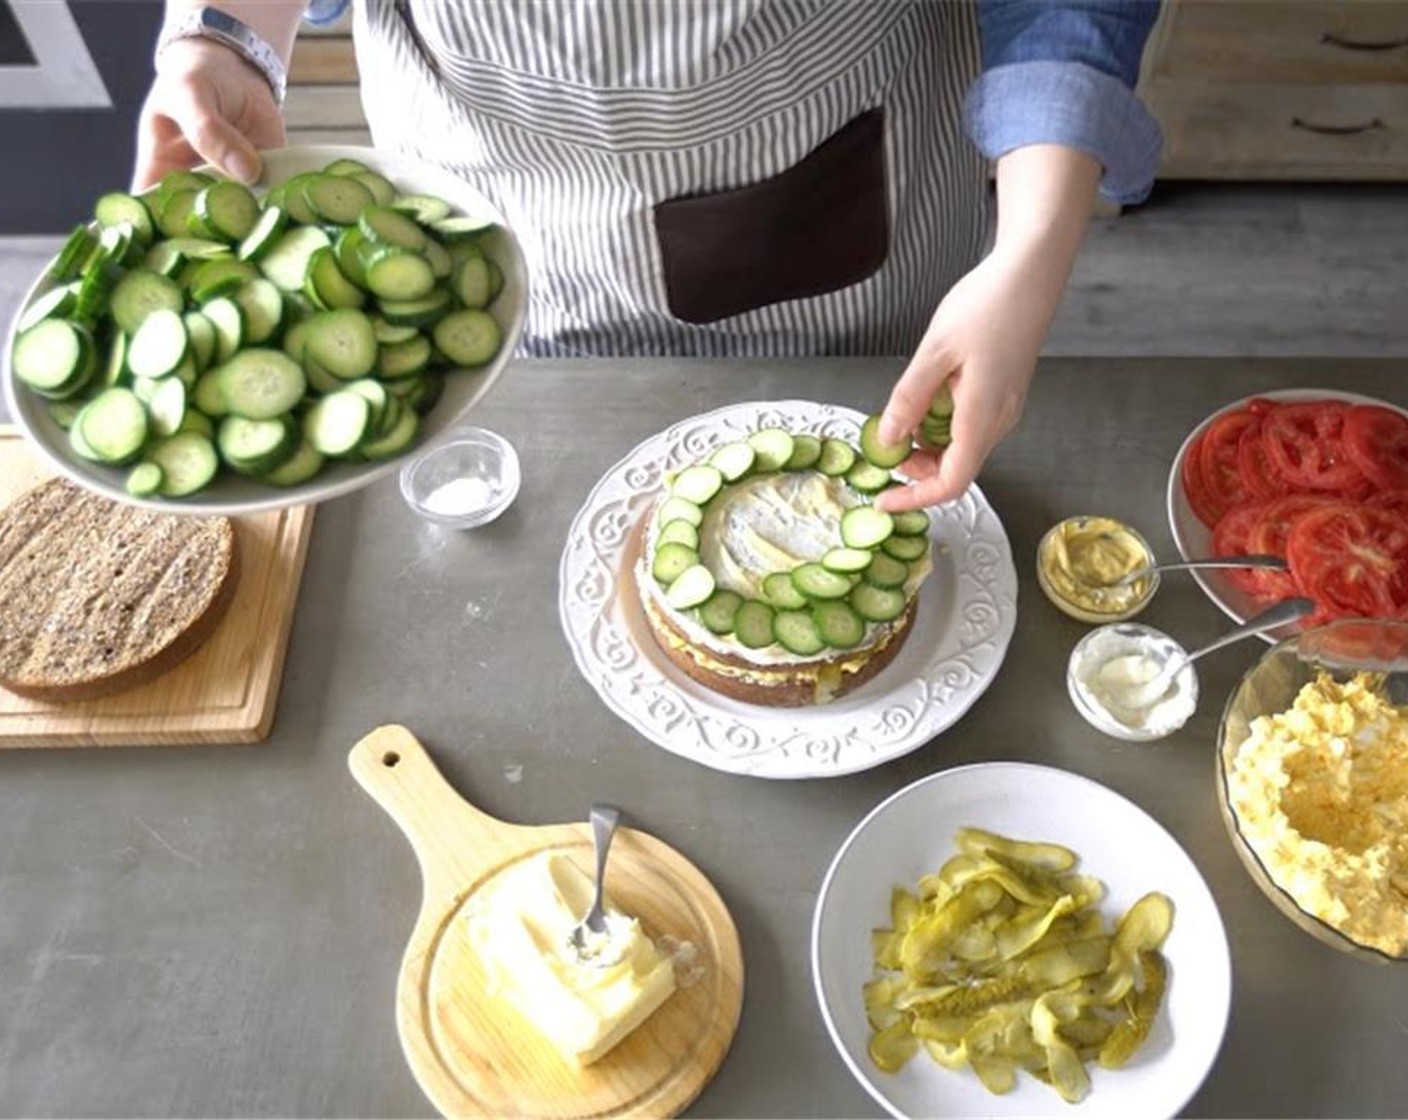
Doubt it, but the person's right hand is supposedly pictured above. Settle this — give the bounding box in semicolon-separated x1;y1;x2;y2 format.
133;38;286;192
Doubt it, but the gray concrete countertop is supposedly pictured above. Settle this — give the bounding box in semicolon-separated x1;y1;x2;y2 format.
2;357;1407;1117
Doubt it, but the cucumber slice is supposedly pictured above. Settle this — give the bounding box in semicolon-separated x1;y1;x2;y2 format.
761;571;808;610
664;563;714;610
195;180;261;241
125;460;164;498
179;410;215;439
302;355;344;395
183;311;217;371
359;206;427;251
928;383;955;418
217;414;296;474
378;289;453;328
192;369;228;417
697;589;743;635
891;509;931;537
822;546;874;574
371;316;419;345
357;402;420;460
784;433;822;471
303;173;375;224
860;414;911;469
218;348;307;420
305;247;366;311
850;582;907;623
656;519;699;549
392;193;452;224
264;439;326;486
11;319;87;394
846;459;892;494
864;552;911;590
201;297;244;363
103;331;128;389
882;534;930;562
813;600;865;649
322;157;372;176
651;542;698;585
816;437;857;477
334;226;370;287
148;431;219;497
375;334;432;379
110;268;183;334
233;278;286;344
303;390;371;456
349;170;396;207
304;309;377;379
259;226;333;292
920;413;952;449
237;205;288;261
747;428;794;472
451;254;493;309
364;247;436;302
671;464;723;505
707;441;755;482
423;237;453;281
95;192;155;246
157;188;198;239
146;375;187;437
774;610;825;656
430;215;496;242
50;226;98;282
17;285;79;334
77;387;148;464
734;600;776;649
655;496;702;529
431;308;501;367
344;378;392;435
127;308;188;379
791;562;853;601
841;506;894;549
47;400;82;430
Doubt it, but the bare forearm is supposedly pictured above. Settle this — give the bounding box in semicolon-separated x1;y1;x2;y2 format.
160;0;305;64
991;144;1101;331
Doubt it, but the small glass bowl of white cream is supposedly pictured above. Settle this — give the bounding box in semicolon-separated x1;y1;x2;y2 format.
399;427;521;529
1067;622;1199;742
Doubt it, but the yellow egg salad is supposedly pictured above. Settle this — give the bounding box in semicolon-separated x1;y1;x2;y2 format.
1227;672;1408;957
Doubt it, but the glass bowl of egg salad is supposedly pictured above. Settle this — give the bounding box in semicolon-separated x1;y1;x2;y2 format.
1217;618;1408;963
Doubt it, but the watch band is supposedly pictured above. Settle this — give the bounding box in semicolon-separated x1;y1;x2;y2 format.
157;6;288;106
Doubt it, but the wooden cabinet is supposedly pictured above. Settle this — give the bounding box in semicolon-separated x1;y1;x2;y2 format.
1140;1;1408;179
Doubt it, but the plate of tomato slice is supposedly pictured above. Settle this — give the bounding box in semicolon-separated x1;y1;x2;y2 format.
1167;388;1408;637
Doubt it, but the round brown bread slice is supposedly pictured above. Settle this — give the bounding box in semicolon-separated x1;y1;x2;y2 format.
0;478;239;702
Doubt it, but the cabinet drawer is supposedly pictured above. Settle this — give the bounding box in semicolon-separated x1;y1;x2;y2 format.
1144;2;1408;85
1148;83;1408;179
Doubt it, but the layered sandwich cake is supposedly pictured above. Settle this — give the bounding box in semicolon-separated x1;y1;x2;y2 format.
635;422;933;707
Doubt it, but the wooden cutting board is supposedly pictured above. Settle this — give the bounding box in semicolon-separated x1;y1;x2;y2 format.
349;724;745;1119
0;426;314;747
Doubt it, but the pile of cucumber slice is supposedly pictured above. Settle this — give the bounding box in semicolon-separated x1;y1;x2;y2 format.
649;421;933;656
9;157;510;499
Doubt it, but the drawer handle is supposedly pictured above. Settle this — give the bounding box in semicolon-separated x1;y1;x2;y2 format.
1319;31;1408;51
1292;116;1386;136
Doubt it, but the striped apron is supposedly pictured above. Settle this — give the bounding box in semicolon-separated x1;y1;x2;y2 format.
353;1;989;358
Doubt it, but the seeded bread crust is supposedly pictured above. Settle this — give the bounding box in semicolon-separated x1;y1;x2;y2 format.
0;479;238;702
631;513;919;707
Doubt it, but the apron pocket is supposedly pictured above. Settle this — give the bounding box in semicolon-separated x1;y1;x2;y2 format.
653;108;889;325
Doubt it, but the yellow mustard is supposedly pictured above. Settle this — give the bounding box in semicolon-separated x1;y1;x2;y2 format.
1037;516;1156;623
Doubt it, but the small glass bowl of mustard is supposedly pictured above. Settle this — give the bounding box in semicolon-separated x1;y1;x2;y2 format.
1037;515;1159;624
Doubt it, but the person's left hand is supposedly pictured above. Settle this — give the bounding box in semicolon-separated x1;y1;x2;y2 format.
873;248;1048;514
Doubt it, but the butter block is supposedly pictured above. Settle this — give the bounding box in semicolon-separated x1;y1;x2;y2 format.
466;851;677;1066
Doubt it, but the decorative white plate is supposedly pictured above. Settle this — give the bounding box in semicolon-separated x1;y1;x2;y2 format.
812;762;1232;1119
557;400;1018;779
1166;388;1408;641
3;144;527;516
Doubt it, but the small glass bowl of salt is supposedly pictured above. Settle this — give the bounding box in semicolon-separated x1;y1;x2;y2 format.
399;427;521;529
1066;622;1199;742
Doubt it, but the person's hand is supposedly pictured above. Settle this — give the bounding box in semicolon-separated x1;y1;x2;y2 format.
133;38;286;192
873;249;1046;513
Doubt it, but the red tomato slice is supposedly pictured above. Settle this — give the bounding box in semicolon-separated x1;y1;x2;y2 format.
1286;504;1408;620
1180;429;1225;528
1236;418;1290;503
1261;401;1367;492
1368;490;1408;521
1247;494;1337;598
1343;404;1408;491
1198;409;1259;517
1212;503;1272;597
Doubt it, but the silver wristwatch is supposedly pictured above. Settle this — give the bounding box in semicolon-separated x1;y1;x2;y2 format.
157;6;288;106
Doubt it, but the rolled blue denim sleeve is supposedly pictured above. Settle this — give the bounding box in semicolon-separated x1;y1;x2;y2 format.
967;1;1164;205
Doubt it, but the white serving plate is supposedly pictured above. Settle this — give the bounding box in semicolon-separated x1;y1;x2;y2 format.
557;400;1019;779
812;762;1232;1119
1165;387;1408;640
2;145;527;515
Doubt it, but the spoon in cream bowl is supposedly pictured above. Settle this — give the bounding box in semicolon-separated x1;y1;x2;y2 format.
1123;597;1318;712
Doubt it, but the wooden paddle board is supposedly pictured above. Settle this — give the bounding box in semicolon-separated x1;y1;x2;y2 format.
348;724;745;1119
